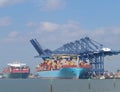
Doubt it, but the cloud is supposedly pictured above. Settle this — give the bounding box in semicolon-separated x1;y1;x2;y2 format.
8;31;19;38
0;17;11;26
29;21;89;49
87;27;120;49
26;22;36;27
2;20;120;50
27;21;120;50
39;0;66;11
37;22;60;32
1;30;32;45
0;0;25;7
2;31;20;43
36;21;81;33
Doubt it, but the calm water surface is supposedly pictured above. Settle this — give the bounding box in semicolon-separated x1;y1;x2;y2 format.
0;79;120;92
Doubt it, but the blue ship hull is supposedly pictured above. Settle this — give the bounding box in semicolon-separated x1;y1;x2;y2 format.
37;68;90;79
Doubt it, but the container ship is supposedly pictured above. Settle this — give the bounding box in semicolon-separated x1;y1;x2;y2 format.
36;54;92;79
2;62;30;78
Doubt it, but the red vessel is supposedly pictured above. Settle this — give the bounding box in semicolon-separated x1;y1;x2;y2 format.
3;62;30;78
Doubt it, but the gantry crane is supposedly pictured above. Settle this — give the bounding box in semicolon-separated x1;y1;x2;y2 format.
30;37;120;74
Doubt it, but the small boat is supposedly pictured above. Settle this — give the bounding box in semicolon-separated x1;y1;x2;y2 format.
3;62;30;78
36;54;92;79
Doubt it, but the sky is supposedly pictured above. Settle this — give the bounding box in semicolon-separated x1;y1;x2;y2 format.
0;0;120;73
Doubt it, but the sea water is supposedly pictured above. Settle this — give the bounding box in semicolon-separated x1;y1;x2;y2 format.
0;79;120;92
